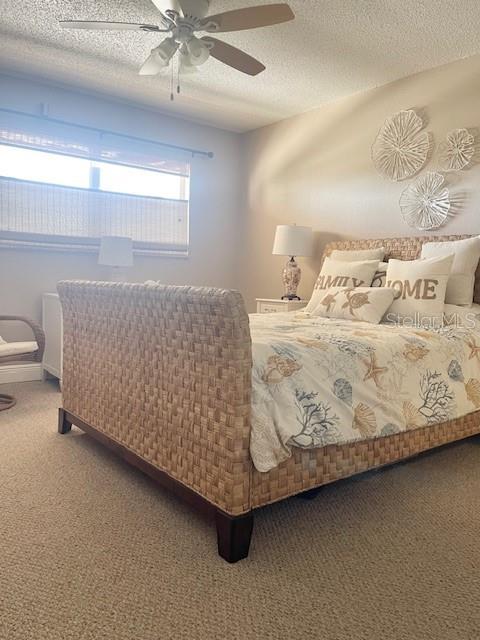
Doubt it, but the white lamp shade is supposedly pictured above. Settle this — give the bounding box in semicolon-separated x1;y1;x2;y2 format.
98;236;133;267
272;225;314;257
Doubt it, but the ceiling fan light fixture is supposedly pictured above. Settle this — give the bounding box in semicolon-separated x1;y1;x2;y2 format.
156;36;180;63
179;46;198;73
186;37;210;65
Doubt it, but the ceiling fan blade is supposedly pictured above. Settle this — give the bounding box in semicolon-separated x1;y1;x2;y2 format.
178;0;210;18
150;0;184;16
59;20;161;32
139;53;166;76
202;4;294;33
201;37;265;76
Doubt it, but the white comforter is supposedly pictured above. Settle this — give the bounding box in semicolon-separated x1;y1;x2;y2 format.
250;311;480;472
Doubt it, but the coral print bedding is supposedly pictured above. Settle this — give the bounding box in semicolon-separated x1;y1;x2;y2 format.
250;311;480;472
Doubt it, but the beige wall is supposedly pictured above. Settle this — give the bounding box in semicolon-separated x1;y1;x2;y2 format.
0;75;242;340
3;52;480;340
239;54;480;311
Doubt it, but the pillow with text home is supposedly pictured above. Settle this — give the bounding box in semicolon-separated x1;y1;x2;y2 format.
384;254;454;327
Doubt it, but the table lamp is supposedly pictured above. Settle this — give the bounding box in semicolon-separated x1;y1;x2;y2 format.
98;236;133;281
272;225;314;300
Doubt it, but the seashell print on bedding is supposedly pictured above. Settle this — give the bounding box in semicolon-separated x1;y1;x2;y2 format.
352;403;377;437
248;311;480;472
402;401;425;430
333;378;353;406
464;378;480;408
448;359;464;382
403;342;429;363
261;355;302;385
381;423;400;436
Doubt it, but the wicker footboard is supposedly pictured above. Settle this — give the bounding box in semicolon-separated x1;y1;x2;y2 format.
57;282;254;518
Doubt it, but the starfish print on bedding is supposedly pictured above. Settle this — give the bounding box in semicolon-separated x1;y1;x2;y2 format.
362;351;388;388
466;336;480;362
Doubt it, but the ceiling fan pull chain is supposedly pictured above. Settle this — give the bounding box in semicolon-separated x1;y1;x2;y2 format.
170;62;174;101
177;59;181;95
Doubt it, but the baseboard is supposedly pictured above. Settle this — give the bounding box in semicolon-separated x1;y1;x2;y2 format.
0;363;43;384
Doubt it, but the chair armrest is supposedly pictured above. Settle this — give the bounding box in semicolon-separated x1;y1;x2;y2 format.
0;315;46;361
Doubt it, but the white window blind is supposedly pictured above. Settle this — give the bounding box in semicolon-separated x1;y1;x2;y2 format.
0;111;191;255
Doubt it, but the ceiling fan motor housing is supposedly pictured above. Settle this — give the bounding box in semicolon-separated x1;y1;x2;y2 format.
173;20;197;43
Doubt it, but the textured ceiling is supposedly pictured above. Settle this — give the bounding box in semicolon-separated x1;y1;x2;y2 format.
1;0;480;132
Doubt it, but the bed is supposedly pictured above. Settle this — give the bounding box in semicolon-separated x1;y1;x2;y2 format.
57;234;480;562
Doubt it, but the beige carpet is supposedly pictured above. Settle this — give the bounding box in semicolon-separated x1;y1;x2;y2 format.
1;382;479;640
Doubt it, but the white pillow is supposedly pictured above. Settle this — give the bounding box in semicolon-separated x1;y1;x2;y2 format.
0;341;38;357
384;254;454;326
421;236;480;306
306;257;380;313
443;303;480;330
371;262;388;288
330;247;385;262
311;286;395;324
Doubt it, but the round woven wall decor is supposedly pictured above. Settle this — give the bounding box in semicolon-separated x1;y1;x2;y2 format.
438;128;475;171
372;110;430;181
399;172;450;230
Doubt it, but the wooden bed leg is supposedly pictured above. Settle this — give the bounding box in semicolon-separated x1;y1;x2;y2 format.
58;408;72;434
215;511;254;563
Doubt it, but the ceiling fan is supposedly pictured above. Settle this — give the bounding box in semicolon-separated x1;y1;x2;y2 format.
59;1;295;79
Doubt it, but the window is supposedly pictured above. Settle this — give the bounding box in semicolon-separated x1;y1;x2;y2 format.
0;112;191;256
0;145;91;189
95;160;189;201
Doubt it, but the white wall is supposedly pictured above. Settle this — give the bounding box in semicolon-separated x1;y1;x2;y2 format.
0;74;243;340
239;54;480;311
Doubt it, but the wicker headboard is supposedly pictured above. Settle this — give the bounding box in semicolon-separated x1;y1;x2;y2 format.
323;235;480;304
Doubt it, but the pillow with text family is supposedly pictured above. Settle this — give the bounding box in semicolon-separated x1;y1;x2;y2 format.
305;257;380;313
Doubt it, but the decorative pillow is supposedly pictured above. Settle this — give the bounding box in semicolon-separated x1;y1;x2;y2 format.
330;247;385;262
311;286;395;324
384;254;454;325
305;257;380;313
421;236;480;305
443;303;480;329
371;261;388;288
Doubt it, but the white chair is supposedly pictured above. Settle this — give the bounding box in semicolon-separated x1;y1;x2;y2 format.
0;316;45;411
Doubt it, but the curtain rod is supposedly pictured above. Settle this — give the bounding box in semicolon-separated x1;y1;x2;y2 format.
0;107;214;160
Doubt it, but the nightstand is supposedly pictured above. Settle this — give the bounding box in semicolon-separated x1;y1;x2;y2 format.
256;298;307;314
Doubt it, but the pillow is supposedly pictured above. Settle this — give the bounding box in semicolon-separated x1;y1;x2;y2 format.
311;286;395;324
371;262;388;288
305;257;380;313
330;247;385;262
384;254;454;326
443;303;480;330
421;236;480;305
